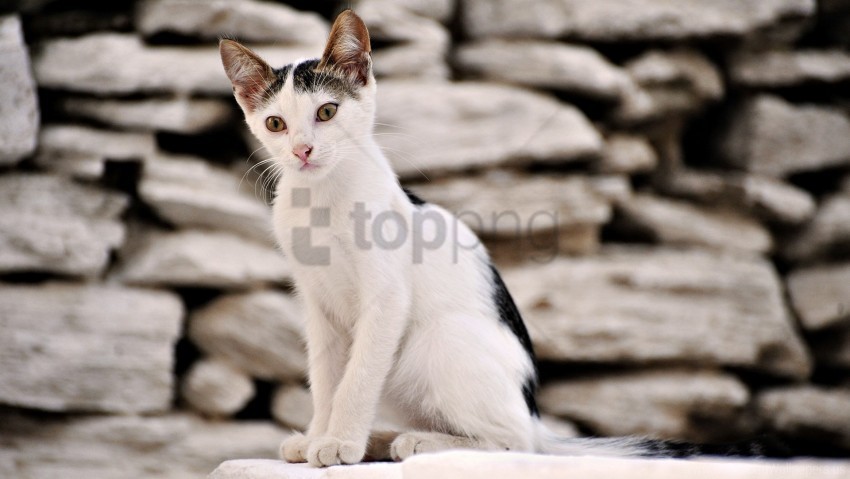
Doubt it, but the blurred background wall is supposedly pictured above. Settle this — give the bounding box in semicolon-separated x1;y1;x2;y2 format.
1;0;850;476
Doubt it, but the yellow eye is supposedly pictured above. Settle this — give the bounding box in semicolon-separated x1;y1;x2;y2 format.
266;116;286;132
317;103;337;122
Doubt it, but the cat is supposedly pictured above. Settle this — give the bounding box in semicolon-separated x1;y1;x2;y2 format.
219;10;785;468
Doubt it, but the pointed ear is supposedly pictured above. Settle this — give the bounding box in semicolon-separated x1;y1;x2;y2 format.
219;39;276;112
317;10;372;85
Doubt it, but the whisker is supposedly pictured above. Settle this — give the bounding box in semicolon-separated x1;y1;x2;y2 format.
239;157;278;201
373;121;414;131
245;145;267;163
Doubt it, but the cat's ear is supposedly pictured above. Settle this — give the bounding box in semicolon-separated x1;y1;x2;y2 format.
219;39;276;112
318;10;372;85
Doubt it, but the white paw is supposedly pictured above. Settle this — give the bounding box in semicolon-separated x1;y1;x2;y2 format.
390;432;442;461
280;433;311;463
307;436;365;467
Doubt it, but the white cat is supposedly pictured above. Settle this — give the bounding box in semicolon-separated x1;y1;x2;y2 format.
219;10;766;468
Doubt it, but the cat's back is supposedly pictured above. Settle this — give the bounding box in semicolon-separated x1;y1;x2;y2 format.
405;195;498;322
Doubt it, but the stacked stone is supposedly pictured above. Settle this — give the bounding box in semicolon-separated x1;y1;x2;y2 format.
1;0;850;476
1;1;314;476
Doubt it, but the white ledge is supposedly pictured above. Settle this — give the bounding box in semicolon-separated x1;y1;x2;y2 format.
209;451;850;479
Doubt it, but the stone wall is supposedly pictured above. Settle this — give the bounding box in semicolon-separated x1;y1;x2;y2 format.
1;0;850;476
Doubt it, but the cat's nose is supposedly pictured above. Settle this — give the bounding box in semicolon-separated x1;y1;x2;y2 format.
292;144;313;162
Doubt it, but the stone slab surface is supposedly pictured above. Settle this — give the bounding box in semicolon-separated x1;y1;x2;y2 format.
210;452;850;479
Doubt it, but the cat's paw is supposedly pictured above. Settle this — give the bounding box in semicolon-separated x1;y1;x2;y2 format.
390;432;445;461
280;433;311;463
306;436;365;467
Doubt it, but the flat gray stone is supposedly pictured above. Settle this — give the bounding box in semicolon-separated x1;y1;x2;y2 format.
1;412;286;478
614;49;723;124
181;358;255;417
355;0;455;23
539;369;749;441
34;34;319;95
39;124;156;161
616;194;773;253
455;40;632;101
117;229;290;289
625;50;723;97
189;290;306;381
658;169;816;225
787;262;850;330
757;386;850;448
587;175;633;204
501;246;811;378
461;0;815;41
411;172;611;236
412;172;611;261
0;214;124;277
61;96;234;134
726;175;816;225
0;173;128;219
372;41;450;80
729;49;850;87
33;152;105;179
358;3;450;79
0;15;38;164
0;283;183;413
136;0;328;45
487;223;602;262
719;95;850;176
376;81;602;178
597;134;658;174
783;193;850;262
139;154;273;244
0;174;127;277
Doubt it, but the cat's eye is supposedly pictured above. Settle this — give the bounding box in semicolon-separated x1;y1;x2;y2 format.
317;103;338;122
266;116;286;132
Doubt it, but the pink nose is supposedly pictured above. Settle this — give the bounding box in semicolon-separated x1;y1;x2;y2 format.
293;144;313;162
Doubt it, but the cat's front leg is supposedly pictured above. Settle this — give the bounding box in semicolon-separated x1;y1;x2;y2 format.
280;296;347;463
306;283;410;467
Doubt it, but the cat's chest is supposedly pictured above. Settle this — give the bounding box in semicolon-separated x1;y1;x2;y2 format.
272;200;361;311
273;202;355;253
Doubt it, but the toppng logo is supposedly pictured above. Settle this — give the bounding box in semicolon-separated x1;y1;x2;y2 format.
290;187;331;266
289;187;561;266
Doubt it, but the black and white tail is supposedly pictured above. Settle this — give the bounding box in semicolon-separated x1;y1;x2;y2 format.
536;423;792;459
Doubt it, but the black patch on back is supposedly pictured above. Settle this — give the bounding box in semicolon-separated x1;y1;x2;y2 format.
292;59;358;99
522;376;540;417
402;187;426;206
489;264;540;417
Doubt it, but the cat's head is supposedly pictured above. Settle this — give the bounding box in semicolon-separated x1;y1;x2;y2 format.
220;10;374;180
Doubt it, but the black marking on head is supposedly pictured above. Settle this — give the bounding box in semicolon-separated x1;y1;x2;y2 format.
257;64;292;107
269;64;293;95
402;187;426;206
489;263;539;417
293;59;359;100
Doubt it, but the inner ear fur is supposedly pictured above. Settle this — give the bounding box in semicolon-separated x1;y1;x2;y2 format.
219;39;276;112
317;9;372;85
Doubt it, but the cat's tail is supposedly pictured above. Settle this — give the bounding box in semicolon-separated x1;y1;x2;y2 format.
534;422;793;459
